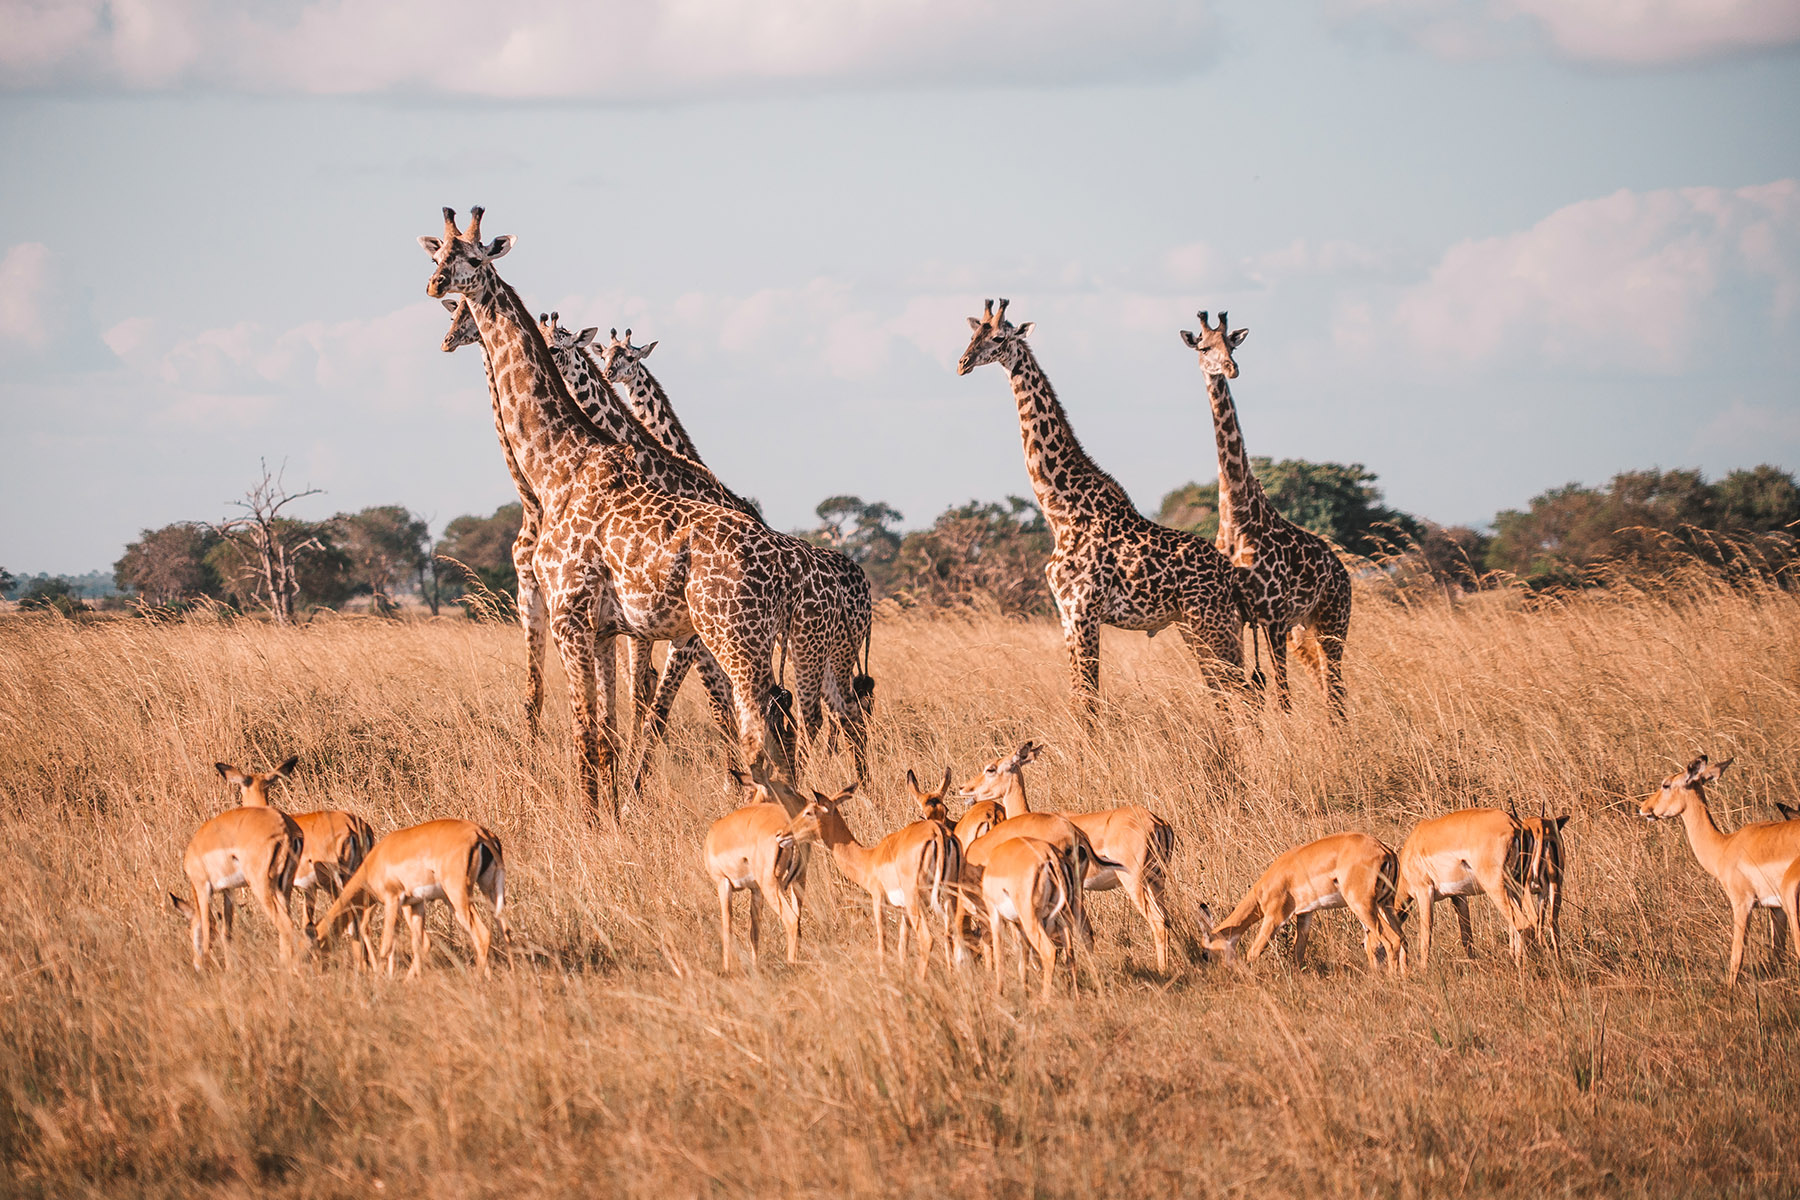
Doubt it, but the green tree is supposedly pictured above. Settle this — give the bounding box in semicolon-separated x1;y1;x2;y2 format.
18;576;87;616
0;567;14;599
435;503;524;614
805;495;904;594
336;505;431;615
890;496;1053;615
1158;458;1418;556
1714;465;1800;533
114;523;222;607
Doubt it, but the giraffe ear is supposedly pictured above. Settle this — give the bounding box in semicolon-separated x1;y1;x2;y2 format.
483;235;515;260
417;236;443;256
440;298;460;313
639;340;657;358
967;316;983;331
575;327;599;349
1016;322;1034;337
1227;327;1249;349
1180;330;1200;349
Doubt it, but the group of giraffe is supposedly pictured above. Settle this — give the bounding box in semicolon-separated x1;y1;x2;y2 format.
422;208;873;820
420;208;1351;822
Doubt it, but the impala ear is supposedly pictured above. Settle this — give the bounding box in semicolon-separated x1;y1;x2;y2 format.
940;766;953;797
1700;757;1734;782
169;893;193;919
906;768;922;797
1682;755;1708;783
1553;815;1570;830
272;755;298;779
837;781;858;801
216;762;251;787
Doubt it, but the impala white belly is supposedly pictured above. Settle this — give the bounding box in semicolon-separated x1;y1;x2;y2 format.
886;888;906;907
293;870;317;890
993;895;1020;923
211;870;247;891
731;874;755;890
409;883;446;903
1294;889;1344;915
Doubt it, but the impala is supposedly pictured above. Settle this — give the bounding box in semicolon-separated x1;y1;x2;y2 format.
1196;832;1405;972
1517;813;1570;953
308;819;506;978
960;740;1176;971
956;744;1096;957
1776;802;1798;821
216;756;377;961
976;835;1082;1000
704;766;819;972
169;801;306;971
779;776;964;978
1397;807;1536;966
1639;755;1800;984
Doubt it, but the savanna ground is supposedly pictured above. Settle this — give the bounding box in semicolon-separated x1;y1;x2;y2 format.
2;572;1798;1198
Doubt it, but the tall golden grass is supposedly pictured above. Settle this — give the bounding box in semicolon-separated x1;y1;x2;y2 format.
2;573;1798;1197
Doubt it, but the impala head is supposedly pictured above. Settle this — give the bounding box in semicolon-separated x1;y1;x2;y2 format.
1192;902;1236;962
215;755;298;807
906;766;954;822
418;206;516;302
439;297;481;353
599;327;658;386
731;761;808;812
956;297;1034;376
957;740;1044;803
775;784;858;850
1179;310;1248;380
1640;754;1734;821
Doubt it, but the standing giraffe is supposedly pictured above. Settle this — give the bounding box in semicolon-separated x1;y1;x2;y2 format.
596;325;875;779
421;207;797;816
1181;311;1351;721
957;299;1246;705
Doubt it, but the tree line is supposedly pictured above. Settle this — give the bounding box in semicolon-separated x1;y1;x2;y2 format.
4;459;1795;620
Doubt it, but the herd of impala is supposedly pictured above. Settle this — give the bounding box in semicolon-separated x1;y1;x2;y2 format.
171;746;1800;997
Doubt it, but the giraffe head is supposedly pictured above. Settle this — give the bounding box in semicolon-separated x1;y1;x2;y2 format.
1179;310;1248;380
419;206;516;302
439;298;481;353
598;328;658;387
536;311;600;373
956;298;1034;375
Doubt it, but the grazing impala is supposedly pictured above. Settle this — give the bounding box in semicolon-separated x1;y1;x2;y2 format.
169;802;306;971
780;778;964;978
1397;808;1536;966
977;836;1082;1000
704;767;819;972
1517;813;1570;953
960;740;1175;971
308;819;506;979
1639;755;1800;984
216;757;376;958
1196;832;1405;972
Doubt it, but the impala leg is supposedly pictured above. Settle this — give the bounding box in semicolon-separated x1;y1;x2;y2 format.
1415;891;1436;968
871;892;886;973
218;889;236;967
1290;912;1315;968
379;898;402;977
781;886;803;966
405;902;427;980
1728;899;1752;986
1246;899;1293;962
716;879;735;973
1450;895;1478;957
913;909;932;980
747;887;763;969
1025;914;1058;1002
1474;868;1525;957
1784;889;1800;973
989;906;1004;992
188;882;212;971
1126;873;1172;975
244;871;297;968
447;880;491;978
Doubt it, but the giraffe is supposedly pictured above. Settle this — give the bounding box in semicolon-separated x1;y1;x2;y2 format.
438;297;558;739
420;207;796;816
596;325;876;779
957;299;1246;706
1181;311;1351;721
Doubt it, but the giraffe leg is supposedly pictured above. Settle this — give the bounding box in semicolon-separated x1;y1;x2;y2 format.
624;636;659;760
1267;624;1292;712
822;627;872;786
1062;611;1102;711
513;545;547;739
548;589;616;822
787;636;828;785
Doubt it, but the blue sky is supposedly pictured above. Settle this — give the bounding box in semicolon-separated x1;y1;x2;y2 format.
2;1;1797;574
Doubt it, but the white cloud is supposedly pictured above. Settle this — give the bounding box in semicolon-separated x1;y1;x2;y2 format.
1341;0;1800;65
0;242;71;349
0;0;1219;97
1356;180;1800;372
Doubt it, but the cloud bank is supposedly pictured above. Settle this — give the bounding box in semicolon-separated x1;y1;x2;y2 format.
1342;0;1800;65
0;0;1218;97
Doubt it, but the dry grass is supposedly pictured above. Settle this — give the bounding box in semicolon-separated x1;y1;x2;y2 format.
2;579;1799;1198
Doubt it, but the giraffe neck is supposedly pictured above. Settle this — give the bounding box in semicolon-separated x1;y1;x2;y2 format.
555;339;677;452
1205;371;1281;560
477;335;542;516
1003;344;1133;531
619;364;703;462
465;271;606;509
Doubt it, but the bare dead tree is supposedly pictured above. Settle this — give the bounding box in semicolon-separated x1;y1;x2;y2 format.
208;461;325;626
